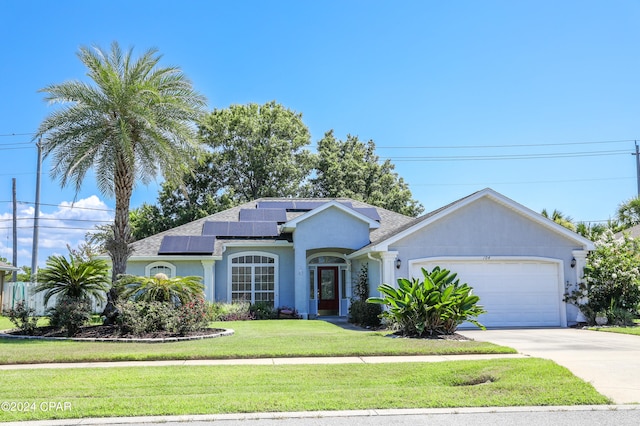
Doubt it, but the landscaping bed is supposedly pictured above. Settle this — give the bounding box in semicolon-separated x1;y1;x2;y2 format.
2;325;230;342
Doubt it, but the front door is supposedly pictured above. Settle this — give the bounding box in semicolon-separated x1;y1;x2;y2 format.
317;267;339;315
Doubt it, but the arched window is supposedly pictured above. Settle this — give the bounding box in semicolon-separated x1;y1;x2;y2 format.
145;261;176;278
228;253;278;306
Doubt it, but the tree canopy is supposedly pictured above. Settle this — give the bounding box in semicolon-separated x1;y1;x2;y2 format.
129;104;424;240
199;101;314;201
310;131;424;217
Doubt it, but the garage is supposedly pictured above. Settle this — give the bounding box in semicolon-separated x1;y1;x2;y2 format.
411;258;564;328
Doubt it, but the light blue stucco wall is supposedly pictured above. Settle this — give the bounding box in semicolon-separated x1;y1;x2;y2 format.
215;245;295;307
389;198;578;280
293;207;373;317
126;260;206;278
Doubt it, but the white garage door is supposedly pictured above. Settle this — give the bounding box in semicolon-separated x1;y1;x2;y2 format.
411;259;563;328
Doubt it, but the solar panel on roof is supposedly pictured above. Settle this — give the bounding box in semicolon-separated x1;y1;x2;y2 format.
292;201;325;210
257;201;295;210
239;208;288;222
158;236;190;253
353;207;381;221
202;221;280;237
202;221;229;236
158;236;216;254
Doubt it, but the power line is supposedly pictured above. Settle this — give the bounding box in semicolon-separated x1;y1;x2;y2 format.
0;132;36;137
0;200;115;213
385;149;628;162
373;139;637;150
412;176;634;186
0;217;112;223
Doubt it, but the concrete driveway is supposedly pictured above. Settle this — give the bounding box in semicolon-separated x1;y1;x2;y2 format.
459;328;640;404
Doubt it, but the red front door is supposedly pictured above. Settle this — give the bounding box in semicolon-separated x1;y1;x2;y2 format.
318;267;339;314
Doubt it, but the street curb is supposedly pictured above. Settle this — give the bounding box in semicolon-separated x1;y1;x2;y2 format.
1;405;638;426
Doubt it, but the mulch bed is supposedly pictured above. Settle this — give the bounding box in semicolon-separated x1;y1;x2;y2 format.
4;325;226;340
387;331;471;340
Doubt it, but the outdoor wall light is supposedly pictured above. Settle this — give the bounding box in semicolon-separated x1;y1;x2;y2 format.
395;258;401;269
570;257;577;268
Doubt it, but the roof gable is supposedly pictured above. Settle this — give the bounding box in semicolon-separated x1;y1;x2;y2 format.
356;188;594;254
280;201;380;232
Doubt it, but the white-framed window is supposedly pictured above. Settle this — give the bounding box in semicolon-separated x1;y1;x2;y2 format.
145;261;176;278
228;252;278;306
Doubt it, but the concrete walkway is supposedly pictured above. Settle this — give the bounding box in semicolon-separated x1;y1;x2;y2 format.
459;328;640;404
0;353;526;370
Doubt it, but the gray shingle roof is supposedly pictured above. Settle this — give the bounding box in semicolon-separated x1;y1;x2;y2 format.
129;198;415;257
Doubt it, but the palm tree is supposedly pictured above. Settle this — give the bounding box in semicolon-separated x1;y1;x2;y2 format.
541;208;576;232
35;42;207;283
617;197;640;230
117;273;204;306
35;255;110;307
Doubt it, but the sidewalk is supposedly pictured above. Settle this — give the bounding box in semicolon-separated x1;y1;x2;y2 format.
0;353;527;370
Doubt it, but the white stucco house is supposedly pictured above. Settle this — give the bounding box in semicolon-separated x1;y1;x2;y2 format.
125;188;594;327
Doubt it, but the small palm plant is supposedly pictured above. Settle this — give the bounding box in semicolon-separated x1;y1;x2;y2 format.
35;255;110;307
368;266;486;336
117;273;204;306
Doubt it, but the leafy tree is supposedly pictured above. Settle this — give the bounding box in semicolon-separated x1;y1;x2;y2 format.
117;273;204;306
368;267;486;336
129;101;314;239
199;101;314;201
129;164;236;240
310;131;424;217
34;255;111;307
616;197;640;230
566;229;640;325
541;208;576;232
35;42;207;283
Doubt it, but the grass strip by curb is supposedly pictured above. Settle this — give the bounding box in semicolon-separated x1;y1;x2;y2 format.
0;358;610;422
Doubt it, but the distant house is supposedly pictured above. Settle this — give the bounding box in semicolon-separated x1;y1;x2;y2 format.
125;188;594;327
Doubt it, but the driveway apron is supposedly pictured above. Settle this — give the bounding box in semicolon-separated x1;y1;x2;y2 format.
459;328;640;404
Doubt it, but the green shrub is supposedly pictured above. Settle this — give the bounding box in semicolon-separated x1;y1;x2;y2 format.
6;301;39;335
117;274;205;306
250;302;277;320
348;299;382;328
566;229;640;324
368;266;486;336
115;299;209;336
170;297;210;334
48;296;92;337
207;301;254;321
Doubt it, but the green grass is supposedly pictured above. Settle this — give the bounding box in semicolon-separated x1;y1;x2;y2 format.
0;315;48;329
0;358;609;422
590;326;640;336
0;320;515;364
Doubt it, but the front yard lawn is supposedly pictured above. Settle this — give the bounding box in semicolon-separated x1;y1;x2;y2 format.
0;320;515;364
0;358;609;422
589;326;640;336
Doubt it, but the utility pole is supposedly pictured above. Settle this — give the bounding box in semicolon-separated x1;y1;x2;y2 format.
634;141;640;197
12;178;17;282
31;138;42;282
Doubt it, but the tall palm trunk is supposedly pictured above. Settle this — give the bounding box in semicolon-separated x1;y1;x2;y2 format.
103;157;134;323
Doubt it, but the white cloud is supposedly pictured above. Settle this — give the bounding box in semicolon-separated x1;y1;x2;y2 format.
0;195;113;268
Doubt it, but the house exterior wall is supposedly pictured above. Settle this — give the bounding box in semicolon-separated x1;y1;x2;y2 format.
390;198;577;277
215;245;295;307
292;207;373;318
386;198;583;324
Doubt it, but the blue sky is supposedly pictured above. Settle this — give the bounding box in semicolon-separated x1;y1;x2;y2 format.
1;0;640;268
